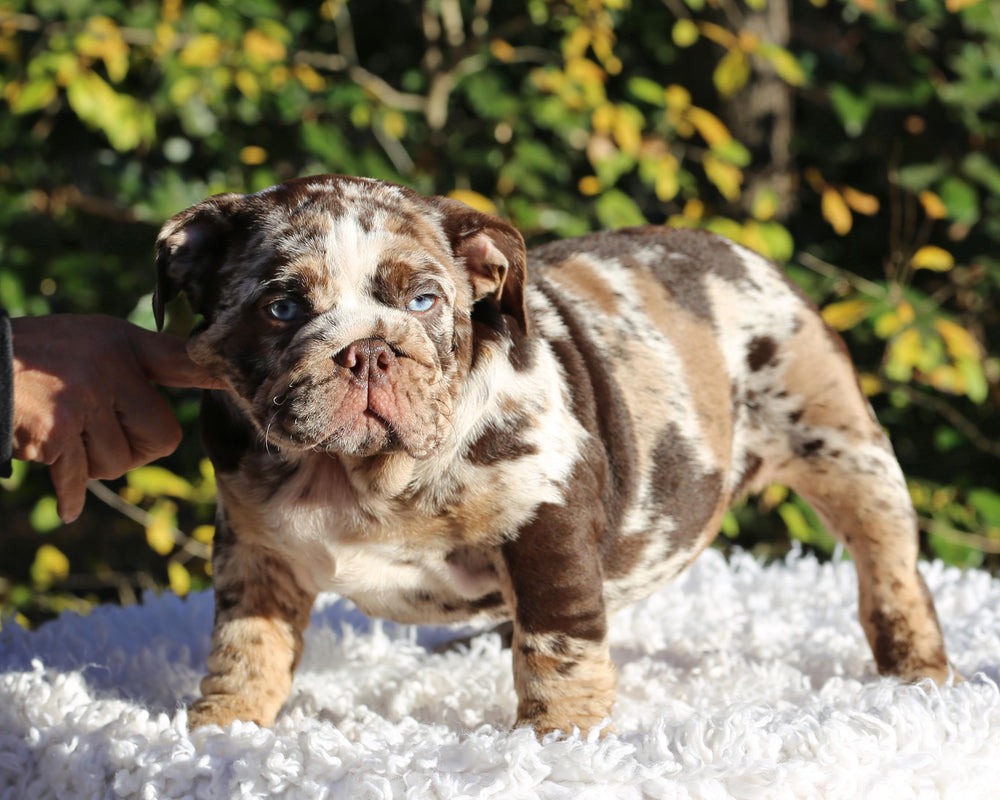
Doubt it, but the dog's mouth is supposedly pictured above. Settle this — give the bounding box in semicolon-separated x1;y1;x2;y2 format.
256;339;447;459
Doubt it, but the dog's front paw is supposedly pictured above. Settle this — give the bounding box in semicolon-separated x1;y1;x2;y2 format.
515;697;616;739
187;694;273;730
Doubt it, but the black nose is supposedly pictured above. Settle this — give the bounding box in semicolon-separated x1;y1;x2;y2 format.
333;338;395;384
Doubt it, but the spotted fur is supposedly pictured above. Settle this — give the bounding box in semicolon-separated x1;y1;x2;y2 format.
155;175;953;737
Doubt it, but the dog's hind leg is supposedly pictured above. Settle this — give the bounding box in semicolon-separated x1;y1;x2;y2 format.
758;312;951;684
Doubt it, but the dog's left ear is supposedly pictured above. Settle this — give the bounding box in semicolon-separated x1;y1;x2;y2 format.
153;192;244;331
432;197;529;335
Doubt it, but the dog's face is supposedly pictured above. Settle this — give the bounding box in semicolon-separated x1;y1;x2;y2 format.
154;175;527;458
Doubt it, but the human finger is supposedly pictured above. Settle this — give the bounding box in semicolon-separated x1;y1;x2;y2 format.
81;405;135;480
114;388;184;465
49;436;90;523
128;328;226;390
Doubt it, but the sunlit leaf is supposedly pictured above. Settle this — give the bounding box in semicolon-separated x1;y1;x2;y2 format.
9;79;57;114
911;245;955;272
146;511;177;557
821;187;852;234
30;496;62;533
821;298;871;331
934;319;980;360
167;562;191;596
31;545;70;588
919;190;948;219
672;19;700;48
687;107;731;147
448;189;497;214
714;49;751;98
841;186;880;215
703;155;743;201
127;466;195;500
179;33;223;68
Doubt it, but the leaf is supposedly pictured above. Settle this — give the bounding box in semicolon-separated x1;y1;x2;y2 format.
911;245;955;272
934;319;980;360
595;189;647;228
447;189;497;214
758;44;807;87
841;186;880;215
167;562;191;596
31;545;70;588
969;489;1000;526
243;29;287;65
627;76;667;106
240;145;267;165
829;84;873;137
821;187;853;234
821;299;871;331
687;106;733;146
874;300;914;338
672;20;700;48
179;33;223;68
127;466;195;500
713;49;751;98
919;190;948;219
703;155;743;201
146;511;177;557
30;496;62;533
9;79;57;114
938;177;979;225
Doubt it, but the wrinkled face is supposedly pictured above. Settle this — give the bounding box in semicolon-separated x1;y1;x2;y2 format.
155;176;526;459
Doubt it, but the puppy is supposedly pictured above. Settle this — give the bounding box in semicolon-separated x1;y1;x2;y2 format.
154;175;951;736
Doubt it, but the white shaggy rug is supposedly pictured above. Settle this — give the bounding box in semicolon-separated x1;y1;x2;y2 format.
2;548;1000;799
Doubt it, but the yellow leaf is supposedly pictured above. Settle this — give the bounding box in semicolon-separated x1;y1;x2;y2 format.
934;319;980;360
664;84;691;111
859;372;884;396
240;145;267;165
672;19;699;48
192;525;215;544
874;300;914;338
919;190;947;220
911;245;954;272
126;466;194;500
697;22;739;49
235;68;260;100
490;39;517;62
654;155;679;201
841;186;880;215
447;189;497;214
168;562;192;596
761;483;788;510
578;175;602;196
714;49;751;98
243;29;287;64
612;106;643;155
382;109;407;139
927;365;966;395
821;188;853;235
179;33;222;68
683;199;705;221
704;155;743;201
945;0;982;9
821;299;870;331
31;544;70;587
889;327;924;369
751;187;780;221
146;512;176;556
293;64;325;92
686;106;731;147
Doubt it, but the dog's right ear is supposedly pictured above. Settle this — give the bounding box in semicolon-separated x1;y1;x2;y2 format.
153;193;243;331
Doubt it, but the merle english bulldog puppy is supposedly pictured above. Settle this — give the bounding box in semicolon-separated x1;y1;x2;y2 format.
154;174;953;736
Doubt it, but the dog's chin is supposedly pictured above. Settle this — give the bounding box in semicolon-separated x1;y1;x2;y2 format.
265;410;435;459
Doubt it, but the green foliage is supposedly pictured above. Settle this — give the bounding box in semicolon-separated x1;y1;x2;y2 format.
1;0;998;624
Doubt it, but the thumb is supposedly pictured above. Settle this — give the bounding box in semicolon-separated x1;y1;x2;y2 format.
129;328;227;390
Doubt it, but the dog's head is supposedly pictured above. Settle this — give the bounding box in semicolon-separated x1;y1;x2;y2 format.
154;175;526;459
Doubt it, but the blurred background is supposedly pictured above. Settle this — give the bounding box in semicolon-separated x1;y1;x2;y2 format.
1;0;997;627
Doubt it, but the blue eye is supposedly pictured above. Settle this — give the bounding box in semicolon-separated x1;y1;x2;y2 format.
267;298;301;322
407;294;437;313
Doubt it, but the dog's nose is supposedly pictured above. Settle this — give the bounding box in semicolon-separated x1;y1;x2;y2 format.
333;338;395;384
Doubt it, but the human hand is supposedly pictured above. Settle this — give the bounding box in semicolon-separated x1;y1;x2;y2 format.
10;314;224;522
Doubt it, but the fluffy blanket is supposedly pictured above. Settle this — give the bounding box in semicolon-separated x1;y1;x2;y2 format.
2;548;1000;799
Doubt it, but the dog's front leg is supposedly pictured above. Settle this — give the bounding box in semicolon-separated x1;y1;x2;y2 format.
188;515;315;730
500;505;616;737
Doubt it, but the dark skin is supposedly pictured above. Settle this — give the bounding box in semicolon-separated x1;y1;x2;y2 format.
10;314;224;522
